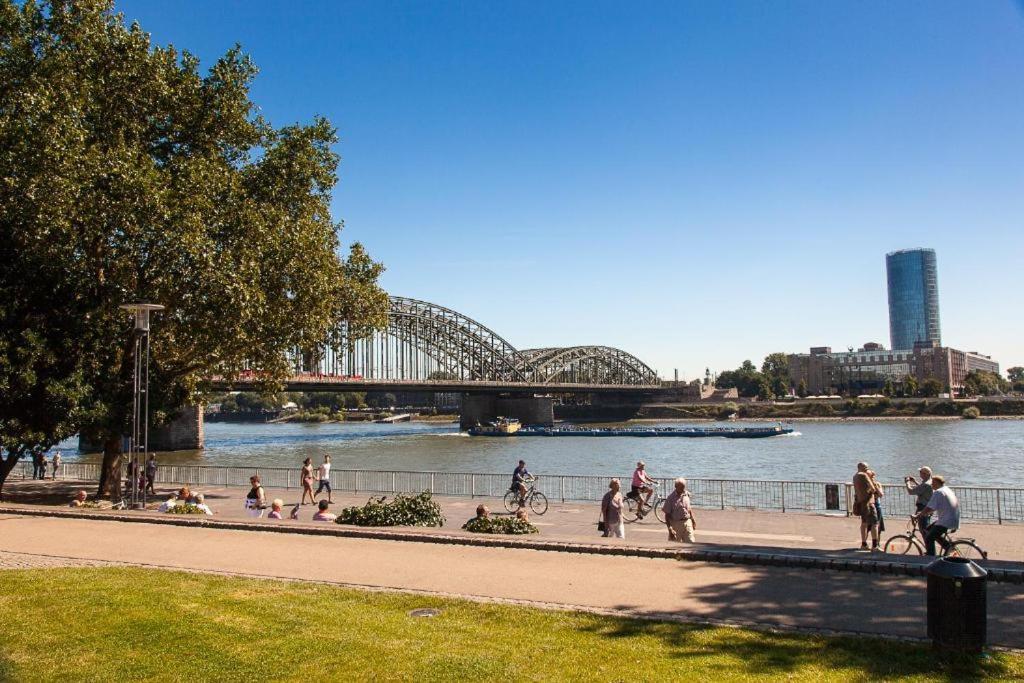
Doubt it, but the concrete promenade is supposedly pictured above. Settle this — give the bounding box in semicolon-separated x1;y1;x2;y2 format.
4;478;1024;560
2;513;1024;648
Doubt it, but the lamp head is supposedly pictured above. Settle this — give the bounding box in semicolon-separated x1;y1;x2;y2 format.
119;303;164;331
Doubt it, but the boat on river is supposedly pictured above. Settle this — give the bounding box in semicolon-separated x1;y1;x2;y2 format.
467;423;794;439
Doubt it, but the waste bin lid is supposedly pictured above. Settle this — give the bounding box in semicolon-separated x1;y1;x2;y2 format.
927;556;987;579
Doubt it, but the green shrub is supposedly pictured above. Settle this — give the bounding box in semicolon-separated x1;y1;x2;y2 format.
164;503;207;515
805;402;834;417
462;516;538;535
962;406;981;420
335;491;445;527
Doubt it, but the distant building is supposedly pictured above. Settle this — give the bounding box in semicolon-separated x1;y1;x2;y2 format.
886;248;941;351
787;341;1000;397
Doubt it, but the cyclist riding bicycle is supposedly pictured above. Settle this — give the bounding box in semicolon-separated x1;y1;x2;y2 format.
628;460;657;516
511;459;532;506
913;474;960;556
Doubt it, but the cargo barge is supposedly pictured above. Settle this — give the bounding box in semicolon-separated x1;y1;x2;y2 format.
468;419;794;439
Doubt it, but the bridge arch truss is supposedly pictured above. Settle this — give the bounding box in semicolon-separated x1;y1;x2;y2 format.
289;296;660;388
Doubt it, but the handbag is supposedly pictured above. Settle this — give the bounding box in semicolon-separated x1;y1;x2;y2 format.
597;520;606;533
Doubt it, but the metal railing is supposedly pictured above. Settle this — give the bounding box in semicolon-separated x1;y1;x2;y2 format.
12;460;1023;524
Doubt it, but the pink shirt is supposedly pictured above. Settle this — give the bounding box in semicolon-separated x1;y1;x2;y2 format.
313;512;336;522
631;469;648;487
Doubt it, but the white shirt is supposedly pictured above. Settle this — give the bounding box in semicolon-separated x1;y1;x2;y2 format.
318;462;331;479
927;486;960;530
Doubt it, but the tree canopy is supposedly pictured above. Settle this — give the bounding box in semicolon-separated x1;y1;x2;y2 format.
0;0;387;495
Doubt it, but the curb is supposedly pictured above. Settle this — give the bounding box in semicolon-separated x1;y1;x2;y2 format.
4;506;1023;584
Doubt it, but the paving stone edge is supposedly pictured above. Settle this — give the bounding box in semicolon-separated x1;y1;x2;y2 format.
3;506;1022;584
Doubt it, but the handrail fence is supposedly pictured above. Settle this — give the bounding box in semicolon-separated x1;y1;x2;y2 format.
11;461;1022;524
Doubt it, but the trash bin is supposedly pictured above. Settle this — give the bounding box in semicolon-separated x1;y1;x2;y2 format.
926;556;987;653
825;484;840;510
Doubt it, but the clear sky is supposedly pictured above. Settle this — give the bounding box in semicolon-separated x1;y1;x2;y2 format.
117;0;1024;377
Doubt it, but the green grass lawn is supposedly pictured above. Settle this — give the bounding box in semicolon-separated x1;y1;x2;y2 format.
0;568;1018;682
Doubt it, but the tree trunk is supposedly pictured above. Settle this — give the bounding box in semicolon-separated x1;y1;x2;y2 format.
0;450;23;502
96;436;123;500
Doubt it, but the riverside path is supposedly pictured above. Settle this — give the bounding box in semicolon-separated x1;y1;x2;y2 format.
2;513;1024;648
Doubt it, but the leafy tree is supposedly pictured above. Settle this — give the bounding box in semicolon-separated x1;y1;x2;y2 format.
1007;367;1024;384
903;375;919;398
919;377;943;398
882;378;895;398
715;360;764;398
962;370;1008;397
796;379;808;398
762;352;790;398
756;377;773;401
1;1;387;496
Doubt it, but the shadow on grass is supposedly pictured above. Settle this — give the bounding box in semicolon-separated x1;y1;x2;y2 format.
576;616;1006;680
581;560;1024;679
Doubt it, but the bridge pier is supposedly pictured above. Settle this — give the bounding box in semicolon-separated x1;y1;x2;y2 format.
460;394;554;430
78;405;205;453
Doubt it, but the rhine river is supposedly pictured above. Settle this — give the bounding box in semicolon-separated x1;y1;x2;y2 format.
62;419;1024;487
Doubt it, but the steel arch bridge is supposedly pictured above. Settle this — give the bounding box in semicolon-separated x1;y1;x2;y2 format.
284;295;661;389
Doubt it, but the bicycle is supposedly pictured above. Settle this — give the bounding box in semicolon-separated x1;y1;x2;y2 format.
623;482;665;523
503;477;548;515
882;515;987;560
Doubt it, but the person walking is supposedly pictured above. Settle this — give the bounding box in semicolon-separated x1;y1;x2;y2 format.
917;475;960;556
904;466;933;534
852;462;879;551
662;478;697;543
314;455;332;503
245;475;267;518
867;468;885;533
32;452;43;480
300;458;316;505
145;455;158;495
600;478;625;539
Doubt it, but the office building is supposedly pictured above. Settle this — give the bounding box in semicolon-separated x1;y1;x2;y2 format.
886;248;941;351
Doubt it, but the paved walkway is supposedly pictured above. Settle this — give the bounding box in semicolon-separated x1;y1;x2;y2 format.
1;514;1023;647
4;479;1024;559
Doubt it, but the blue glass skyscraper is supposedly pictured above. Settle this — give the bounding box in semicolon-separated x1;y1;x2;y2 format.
886;248;941;350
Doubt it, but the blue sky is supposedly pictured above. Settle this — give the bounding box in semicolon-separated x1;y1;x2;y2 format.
118;1;1024;377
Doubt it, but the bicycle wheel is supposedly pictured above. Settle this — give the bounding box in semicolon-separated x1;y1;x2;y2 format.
883;534;922;555
623;497;639;523
529;491;548;516
946;540;987;561
503;490;520;513
653;497;665;523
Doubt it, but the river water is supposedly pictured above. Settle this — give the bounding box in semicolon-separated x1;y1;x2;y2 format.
61;419;1024;488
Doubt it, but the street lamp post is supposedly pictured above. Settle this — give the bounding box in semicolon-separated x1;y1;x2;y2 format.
120;303;164;510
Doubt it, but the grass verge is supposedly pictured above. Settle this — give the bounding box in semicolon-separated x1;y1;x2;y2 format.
0;567;1018;681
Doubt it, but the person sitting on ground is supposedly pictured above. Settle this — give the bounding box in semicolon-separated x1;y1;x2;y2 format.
157;493;179;513
267;499;284;520
245;475;266;518
852;462;879;551
474;504;490;520
515;507;529;524
662;478;697;543
312;499;336;522
69;490;88;508
916;475;961;556
904;466;933;533
193;494;214;516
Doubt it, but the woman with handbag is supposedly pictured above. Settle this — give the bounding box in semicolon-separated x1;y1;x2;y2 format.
600;478;625;539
